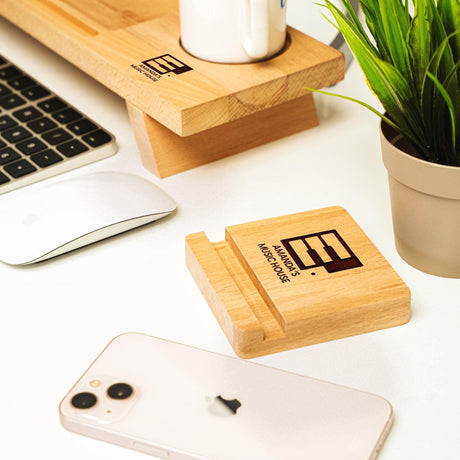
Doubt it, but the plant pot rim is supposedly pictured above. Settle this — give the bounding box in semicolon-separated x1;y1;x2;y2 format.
380;120;460;200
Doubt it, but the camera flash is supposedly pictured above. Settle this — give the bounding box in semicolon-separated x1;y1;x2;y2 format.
90;379;101;388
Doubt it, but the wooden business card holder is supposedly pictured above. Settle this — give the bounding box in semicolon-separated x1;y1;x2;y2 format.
1;0;345;177
186;207;411;358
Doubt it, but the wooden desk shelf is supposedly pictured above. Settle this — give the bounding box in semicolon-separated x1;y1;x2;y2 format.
1;0;345;176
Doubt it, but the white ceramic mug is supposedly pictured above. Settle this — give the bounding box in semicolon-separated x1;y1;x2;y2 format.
179;0;287;64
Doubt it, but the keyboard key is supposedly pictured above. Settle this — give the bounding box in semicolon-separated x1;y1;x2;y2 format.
0;65;23;81
8;76;35;90
30;149;63;168
0;171;10;185
0;84;11;97
27;117;58;134
67;118;97;135
0;94;26;110
0;59;116;193
2;126;33;143
0;115;18;131
13;106;42;122
42;128;72;145
0;147;21;165
38;97;67;113
16;138;47;155
4;159;37;178
52;108;81;124
82;130;112;147
21;85;51;101
56;139;89;157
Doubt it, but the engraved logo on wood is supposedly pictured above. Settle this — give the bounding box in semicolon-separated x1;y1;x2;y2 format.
142;54;193;75
131;54;193;83
281;230;363;274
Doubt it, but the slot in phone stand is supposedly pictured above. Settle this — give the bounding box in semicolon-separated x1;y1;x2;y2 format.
0;0;345;177
186;207;411;358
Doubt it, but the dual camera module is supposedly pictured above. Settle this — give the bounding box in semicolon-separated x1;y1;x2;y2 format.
71;383;134;409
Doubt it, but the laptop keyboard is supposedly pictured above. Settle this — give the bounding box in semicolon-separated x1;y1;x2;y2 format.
0;55;117;194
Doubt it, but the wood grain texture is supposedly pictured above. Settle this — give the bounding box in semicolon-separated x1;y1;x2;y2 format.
185;233;264;355
186;207;411;358
0;0;344;136
127;94;318;177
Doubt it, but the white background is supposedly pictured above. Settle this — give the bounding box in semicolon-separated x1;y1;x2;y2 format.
0;2;459;459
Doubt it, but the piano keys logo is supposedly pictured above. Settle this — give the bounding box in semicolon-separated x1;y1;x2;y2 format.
281;230;362;275
142;55;193;75
131;54;193;83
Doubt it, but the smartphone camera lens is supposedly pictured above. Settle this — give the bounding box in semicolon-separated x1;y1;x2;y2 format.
107;383;133;400
71;392;97;409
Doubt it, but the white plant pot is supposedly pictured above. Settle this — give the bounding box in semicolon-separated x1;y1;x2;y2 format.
381;121;460;278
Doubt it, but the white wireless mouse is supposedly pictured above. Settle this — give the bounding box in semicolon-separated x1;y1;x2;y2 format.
0;172;176;265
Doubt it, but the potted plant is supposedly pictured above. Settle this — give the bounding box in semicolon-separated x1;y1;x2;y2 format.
309;0;460;278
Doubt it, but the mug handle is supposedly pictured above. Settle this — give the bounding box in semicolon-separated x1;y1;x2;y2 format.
243;0;270;59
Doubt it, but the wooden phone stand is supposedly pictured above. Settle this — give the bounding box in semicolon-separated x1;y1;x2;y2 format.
1;0;345;177
186;207;411;358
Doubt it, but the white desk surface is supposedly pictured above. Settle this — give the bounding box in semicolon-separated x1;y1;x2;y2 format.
1;7;459;460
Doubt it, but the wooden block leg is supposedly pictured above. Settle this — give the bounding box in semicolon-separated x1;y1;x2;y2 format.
127;94;319;178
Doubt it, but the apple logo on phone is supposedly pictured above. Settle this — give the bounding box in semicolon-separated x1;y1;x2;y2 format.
207;395;241;417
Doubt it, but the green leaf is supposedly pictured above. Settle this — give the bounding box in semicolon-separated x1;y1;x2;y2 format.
316;0;459;165
359;0;392;60
438;0;460;65
409;0;430;91
427;71;457;164
304;86;399;129
322;1;377;52
324;2;427;147
379;0;412;79
420;30;460;163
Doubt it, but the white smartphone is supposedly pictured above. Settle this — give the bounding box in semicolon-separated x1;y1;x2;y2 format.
59;333;393;460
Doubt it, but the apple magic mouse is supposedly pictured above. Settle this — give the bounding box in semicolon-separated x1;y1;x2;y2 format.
0;171;176;264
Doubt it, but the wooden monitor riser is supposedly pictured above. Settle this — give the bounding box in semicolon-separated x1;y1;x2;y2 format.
0;0;344;177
